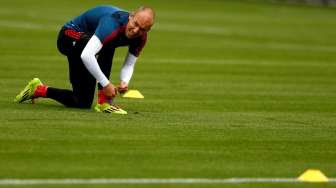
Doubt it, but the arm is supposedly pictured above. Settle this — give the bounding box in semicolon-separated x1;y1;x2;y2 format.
118;52;137;93
80;35;116;97
118;33;147;93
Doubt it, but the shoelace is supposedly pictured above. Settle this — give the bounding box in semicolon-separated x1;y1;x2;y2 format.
103;104;121;112
111;104;121;109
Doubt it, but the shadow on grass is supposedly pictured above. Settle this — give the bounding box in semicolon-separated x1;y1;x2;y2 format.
11;101;86;112
9;100;144;117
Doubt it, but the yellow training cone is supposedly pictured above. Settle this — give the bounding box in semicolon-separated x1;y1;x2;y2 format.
122;90;144;99
297;169;329;183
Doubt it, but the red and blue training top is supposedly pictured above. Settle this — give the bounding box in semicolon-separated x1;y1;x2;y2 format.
64;5;147;57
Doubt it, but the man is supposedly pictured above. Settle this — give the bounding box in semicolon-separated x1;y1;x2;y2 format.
14;5;155;115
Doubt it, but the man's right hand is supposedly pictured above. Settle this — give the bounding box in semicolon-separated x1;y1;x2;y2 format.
103;83;117;99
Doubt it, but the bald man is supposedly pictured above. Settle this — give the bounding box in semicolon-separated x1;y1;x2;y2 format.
15;5;155;114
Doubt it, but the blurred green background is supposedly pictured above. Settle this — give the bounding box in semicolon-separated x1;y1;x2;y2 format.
0;0;336;187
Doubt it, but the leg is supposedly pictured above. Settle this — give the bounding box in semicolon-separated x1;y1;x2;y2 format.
14;76;95;108
68;55;97;108
46;56;96;108
46;28;96;108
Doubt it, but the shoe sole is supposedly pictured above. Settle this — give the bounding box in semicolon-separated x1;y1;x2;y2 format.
94;104;127;115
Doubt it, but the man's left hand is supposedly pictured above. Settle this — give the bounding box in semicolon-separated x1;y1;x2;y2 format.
118;81;128;94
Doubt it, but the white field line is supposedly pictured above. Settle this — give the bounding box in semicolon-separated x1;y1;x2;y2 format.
0;20;56;31
139;58;336;67
4;54;336;67
0;178;335;185
0;20;226;35
1;20;335;52
0;19;226;35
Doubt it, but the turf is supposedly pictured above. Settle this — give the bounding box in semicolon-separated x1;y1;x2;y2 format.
0;0;336;187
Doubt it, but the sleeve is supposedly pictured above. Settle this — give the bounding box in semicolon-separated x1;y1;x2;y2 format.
94;16;119;44
80;35;110;87
129;33;147;57
120;52;137;84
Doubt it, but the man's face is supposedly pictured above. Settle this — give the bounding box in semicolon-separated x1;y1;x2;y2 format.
126;11;153;39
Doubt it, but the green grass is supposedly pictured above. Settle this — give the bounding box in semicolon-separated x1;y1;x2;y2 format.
1;0;336;187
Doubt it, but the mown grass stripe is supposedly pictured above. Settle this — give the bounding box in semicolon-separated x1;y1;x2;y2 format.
0;178;335;185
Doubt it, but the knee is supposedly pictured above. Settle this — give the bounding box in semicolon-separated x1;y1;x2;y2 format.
76;100;92;109
69;96;92;109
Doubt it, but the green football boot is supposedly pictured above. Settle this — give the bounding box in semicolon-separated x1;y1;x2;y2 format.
94;103;127;115
14;78;42;103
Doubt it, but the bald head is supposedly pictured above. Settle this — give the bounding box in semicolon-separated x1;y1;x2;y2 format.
125;6;155;39
134;6;155;25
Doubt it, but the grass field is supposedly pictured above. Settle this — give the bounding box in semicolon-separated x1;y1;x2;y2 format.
1;0;336;187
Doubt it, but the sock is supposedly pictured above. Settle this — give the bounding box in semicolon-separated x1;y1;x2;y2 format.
34;85;48;98
98;90;113;104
